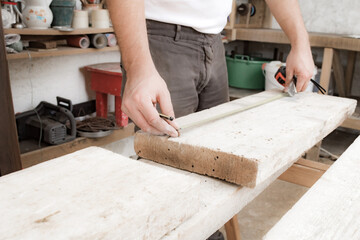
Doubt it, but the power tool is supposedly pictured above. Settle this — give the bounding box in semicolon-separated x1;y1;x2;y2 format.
16;97;76;145
274;66;326;96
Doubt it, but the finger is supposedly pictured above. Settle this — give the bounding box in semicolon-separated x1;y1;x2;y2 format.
285;67;294;88
158;91;180;130
139;98;178;137
301;77;310;92
296;75;307;92
123;106;164;135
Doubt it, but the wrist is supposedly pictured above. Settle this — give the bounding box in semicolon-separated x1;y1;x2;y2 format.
124;56;158;79
290;31;310;51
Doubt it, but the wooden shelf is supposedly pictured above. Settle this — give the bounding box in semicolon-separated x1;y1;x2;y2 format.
225;28;360;52
7;46;119;60
21;123;135;169
4;27;114;35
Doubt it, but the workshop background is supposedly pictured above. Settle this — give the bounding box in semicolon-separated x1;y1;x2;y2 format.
2;0;360;239
8;0;360;114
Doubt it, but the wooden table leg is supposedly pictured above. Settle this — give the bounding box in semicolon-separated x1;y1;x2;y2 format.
319;48;334;94
332;49;346;97
115;96;128;127
345;51;357;96
225;215;241;240
96;92;108;118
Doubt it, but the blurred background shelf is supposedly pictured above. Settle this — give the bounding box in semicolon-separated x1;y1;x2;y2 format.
4;28;114;35
6;46;119;60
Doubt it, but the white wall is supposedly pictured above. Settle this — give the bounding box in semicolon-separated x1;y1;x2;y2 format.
9;51;120;113
272;0;360;35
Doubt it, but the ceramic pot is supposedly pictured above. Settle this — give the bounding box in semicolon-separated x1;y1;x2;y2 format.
22;0;53;29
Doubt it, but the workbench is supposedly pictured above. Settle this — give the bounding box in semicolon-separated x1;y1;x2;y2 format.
0;91;356;239
225;28;360;131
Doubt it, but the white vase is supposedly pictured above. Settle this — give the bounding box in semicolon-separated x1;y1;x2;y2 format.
22;0;53;29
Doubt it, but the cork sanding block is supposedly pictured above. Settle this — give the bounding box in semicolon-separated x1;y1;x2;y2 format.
134;91;356;188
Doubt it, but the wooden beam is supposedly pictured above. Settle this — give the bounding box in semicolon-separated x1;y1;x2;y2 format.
341;116;360;131
305;141;321;161
21;124;135;168
278;158;330;188
232;28;360;52
265;137;360;240
319;48;334;93
135;92;356;188
225;215;242;240
332;49;346;97
0;10;22;176
345;51;357;96
0;146;297;239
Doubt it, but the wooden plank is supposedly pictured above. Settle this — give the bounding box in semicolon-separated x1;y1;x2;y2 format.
345;51;357;96
225;215;242;240
0;146;294;240
278;158;330;188
232;28;360;51
135;91;356;188
332;49;346;97
305;141;321;161
3;28;114;35
296;158;330;171
21;124;134;168
7;46;119;60
319;48;334;93
264;136;360;240
341;116;360;131
0;11;22;176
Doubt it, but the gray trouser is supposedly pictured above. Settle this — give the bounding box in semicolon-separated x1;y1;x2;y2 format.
122;20;229;118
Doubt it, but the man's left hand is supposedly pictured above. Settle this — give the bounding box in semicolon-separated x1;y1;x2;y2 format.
285;43;315;92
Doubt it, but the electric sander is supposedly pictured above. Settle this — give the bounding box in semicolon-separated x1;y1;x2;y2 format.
16;97;76;145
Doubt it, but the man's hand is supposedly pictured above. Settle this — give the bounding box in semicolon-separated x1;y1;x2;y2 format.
285;43;315;92
107;0;178;137
122;70;179;137
266;0;315;92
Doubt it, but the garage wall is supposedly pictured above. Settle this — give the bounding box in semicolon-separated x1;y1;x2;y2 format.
271;0;360;36
9;51;120;113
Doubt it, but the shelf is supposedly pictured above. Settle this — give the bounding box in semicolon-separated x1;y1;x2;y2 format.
4;27;114;35
7;46;119;60
21;123;135;169
225;28;360;52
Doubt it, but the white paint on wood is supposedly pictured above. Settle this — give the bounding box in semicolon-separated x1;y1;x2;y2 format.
135;91;357;187
0;146;291;240
264;136;360;240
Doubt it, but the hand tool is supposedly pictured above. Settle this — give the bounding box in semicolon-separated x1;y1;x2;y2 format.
274;66;327;96
159;113;174;121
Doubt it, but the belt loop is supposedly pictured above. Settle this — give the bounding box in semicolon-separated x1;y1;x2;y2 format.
174;25;181;41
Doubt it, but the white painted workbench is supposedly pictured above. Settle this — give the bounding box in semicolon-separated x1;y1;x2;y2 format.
0;147;290;240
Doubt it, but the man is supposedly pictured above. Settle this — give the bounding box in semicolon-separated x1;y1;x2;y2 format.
107;0;314;138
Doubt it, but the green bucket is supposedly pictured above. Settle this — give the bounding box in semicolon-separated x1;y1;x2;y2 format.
226;55;270;90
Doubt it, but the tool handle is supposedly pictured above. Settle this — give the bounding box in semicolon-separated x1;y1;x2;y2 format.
57;96;73;111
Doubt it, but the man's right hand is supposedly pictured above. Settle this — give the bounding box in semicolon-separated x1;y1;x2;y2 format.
107;0;179;137
122;70;179;137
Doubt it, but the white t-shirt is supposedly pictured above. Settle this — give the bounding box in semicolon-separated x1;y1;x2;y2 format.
145;0;233;34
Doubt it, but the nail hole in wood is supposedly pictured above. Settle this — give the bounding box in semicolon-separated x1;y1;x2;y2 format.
212;169;215;172
192;165;194;168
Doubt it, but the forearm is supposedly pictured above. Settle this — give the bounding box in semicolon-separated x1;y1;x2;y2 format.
265;0;309;48
107;0;155;78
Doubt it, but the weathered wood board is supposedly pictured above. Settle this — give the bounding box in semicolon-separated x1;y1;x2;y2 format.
264;136;360;240
135;91;356;187
0;146;291;240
